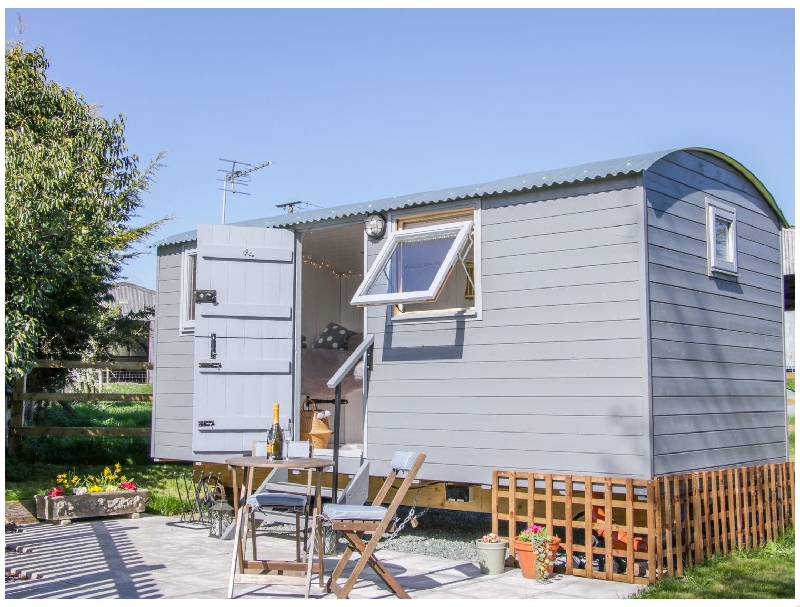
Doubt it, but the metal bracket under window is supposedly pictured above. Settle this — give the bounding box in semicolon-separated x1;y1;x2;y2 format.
458;233;475;295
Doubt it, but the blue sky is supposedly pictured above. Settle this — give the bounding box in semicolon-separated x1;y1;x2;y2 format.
5;8;795;290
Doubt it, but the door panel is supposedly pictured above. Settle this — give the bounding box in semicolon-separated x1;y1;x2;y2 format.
192;224;296;454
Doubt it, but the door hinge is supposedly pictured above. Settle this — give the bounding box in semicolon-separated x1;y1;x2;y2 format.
199;362;222;369
194;289;217;304
197;420;215;428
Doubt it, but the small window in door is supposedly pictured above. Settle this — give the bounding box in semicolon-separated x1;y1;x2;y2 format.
180;247;197;333
706;198;738;276
351;208;478;317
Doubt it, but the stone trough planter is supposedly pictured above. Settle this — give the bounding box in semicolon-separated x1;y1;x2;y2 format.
35;490;150;524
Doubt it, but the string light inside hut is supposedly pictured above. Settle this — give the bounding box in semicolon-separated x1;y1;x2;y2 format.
302;256;362;279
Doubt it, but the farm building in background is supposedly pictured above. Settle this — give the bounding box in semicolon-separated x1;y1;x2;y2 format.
107;282;155;383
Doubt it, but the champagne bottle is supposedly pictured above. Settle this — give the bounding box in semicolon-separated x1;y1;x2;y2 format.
267;402;284;460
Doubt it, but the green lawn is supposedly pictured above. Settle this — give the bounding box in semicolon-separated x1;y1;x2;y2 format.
7;387;188;515
788;377;795;392
633;527;795;599
4;459;191;515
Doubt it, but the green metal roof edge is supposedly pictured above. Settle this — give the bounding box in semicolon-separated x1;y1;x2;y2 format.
686;147;790;228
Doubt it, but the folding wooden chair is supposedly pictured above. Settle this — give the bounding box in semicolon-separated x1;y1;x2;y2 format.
306;450;426;599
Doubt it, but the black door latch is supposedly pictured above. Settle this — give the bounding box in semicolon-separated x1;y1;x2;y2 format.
194;290;217;304
199;362;222;369
198;420;215;428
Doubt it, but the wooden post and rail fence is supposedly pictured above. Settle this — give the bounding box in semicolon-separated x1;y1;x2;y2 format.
492;461;795;585
7;360;153;458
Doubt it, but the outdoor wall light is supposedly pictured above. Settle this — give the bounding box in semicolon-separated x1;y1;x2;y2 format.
364;213;387;239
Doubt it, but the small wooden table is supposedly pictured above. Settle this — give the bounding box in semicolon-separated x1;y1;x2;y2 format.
225;456;334;598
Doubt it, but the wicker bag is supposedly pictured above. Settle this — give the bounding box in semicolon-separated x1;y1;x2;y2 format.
300;399;332;450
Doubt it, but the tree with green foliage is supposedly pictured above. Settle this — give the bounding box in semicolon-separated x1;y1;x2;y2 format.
5;42;168;383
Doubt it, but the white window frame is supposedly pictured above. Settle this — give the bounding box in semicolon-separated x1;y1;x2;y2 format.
351;220;474;307
179;246;197;334
706;197;738;276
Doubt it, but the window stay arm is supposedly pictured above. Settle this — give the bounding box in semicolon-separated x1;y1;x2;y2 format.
458;233;475;293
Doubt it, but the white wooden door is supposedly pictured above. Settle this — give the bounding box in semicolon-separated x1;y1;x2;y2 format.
192;224;296;455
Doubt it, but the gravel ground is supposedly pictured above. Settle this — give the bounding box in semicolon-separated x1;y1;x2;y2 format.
262;506;497;562
373;507;495;561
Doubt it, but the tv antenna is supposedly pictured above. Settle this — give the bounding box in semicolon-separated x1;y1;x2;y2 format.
217;158;273;224
275;201;317;214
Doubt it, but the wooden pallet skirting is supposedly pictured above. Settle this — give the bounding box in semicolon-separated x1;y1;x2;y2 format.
492;461;794;585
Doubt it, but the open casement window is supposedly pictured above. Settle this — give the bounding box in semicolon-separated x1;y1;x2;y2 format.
351;220;474;308
706;198;738;276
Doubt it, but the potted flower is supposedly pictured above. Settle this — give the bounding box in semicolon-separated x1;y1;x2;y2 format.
475;533;509;575
35;463;149;524
513;524;561;581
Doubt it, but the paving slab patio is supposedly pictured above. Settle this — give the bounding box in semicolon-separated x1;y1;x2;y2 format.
4;514;643;600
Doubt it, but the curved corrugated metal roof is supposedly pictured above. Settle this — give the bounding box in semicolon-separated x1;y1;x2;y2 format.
155;147;788;248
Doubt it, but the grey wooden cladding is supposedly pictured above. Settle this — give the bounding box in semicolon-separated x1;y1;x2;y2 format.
483;204;639;242
654;443;786;475
370;411;644;435
369;427;643;456
648;226;781;276
652;377;783;398
645;152;786;476
374;322;641;350
483;224;638;258
368;377;642;398
483;242;639;276
371;358;641;380
653;412;786;435
365;180;647;484
199;304;292;319
200;244;293;263
651;300;781;336
652;358;785;382
652;427;786;455
152;245;196;461
646;207;780;264
653;396;785;416
649;244;782;294
366;445;644;483
649;283;782;322
650;263;780;309
651;319;782;349
196;359;291;374
646;182;780;244
483;261;639;292
480;175;637;223
368;395;645;417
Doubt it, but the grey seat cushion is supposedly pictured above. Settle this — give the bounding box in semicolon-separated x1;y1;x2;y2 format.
323;503;387;521
247;492;307;509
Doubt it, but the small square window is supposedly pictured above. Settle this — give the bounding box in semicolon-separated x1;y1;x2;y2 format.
180;247;197;333
706;198;738;276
